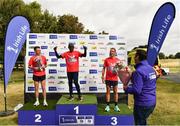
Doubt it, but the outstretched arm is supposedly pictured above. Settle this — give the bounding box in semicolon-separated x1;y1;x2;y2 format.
81;46;87;57
54;46;63;59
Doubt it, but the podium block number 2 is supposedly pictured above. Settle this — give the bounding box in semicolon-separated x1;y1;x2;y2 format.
74;106;79;114
111;117;117;125
35;114;42;123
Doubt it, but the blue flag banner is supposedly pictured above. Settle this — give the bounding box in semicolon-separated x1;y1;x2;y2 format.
4;16;30;88
147;2;175;66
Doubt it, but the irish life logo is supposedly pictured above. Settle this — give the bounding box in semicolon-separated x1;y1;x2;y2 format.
7;25;28;54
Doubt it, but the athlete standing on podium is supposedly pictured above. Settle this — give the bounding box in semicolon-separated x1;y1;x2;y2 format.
102;48;121;112
54;43;87;101
28;46;48;106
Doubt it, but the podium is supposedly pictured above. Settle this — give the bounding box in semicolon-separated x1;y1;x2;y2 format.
18;100;57;125
18;95;134;125
95;104;134;125
56;95;97;125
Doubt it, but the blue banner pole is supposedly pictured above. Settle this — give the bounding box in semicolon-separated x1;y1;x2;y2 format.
0;15;30;117
3;74;7;112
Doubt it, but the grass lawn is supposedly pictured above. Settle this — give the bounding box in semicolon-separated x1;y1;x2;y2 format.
0;70;180;125
0;70;24;84
128;78;180;125
21;100;57;110
57;94;97;104
97;103;132;115
149;79;180;124
169;67;180;73
0;71;24;125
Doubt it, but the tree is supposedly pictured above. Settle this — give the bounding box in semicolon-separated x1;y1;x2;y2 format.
0;0;25;45
0;0;27;62
83;29;95;34
22;1;44;33
37;10;58;33
57;14;84;33
99;30;109;35
0;0;93;62
0;0;57;61
175;52;180;59
159;52;165;59
168;54;175;59
165;56;169;59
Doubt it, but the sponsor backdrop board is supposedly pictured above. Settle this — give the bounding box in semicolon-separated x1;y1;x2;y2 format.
25;33;127;93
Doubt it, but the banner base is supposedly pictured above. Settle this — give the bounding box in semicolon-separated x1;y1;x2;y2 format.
0;110;15;117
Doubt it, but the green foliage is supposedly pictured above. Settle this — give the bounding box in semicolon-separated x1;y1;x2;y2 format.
0;0;92;62
57;14;84;33
57;94;97;104
98;104;132;115
159;52;165;59
83;29;95;34
99;30;109;35
168;54;175;59
0;0;25;45
175;52;180;59
21;100;57;110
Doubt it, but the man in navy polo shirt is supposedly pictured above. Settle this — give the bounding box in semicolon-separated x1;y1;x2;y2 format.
123;50;157;125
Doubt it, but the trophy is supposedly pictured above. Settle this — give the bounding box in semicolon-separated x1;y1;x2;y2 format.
34;56;44;71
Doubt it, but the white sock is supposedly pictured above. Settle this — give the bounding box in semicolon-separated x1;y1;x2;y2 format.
36;97;39;102
44;98;47;103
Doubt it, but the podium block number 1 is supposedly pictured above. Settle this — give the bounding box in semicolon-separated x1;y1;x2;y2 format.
35;114;42;123
74;106;79;114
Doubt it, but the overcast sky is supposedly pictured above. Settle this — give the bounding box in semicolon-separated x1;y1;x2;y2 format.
23;0;180;55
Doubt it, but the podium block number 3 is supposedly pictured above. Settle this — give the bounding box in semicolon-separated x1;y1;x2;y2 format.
74;106;79;114
35;114;42;123
111;117;117;125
